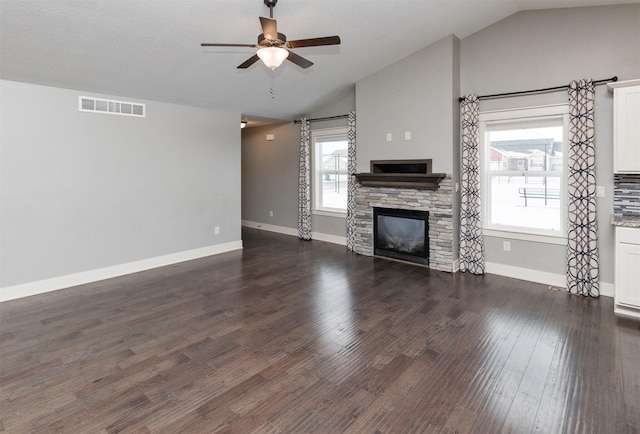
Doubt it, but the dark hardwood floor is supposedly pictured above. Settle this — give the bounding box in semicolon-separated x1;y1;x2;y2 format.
1;228;639;433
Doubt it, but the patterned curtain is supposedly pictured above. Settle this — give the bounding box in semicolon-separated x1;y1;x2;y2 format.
346;111;357;251
567;79;599;297
459;94;485;274
298;117;312;240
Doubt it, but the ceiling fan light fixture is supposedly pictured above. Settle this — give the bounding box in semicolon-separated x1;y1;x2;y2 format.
257;47;289;69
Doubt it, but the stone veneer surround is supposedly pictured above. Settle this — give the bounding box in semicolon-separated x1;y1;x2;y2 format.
354;177;454;272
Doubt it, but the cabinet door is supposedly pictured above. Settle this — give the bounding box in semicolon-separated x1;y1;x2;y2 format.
614;85;640;173
616;241;640;308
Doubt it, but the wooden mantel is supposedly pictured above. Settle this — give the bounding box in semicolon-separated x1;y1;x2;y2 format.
354;159;446;190
354;173;446;190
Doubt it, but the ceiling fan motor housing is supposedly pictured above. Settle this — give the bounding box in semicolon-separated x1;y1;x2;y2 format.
264;0;277;7
258;33;287;46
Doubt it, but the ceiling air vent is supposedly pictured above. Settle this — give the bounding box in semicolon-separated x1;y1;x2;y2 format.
79;96;145;118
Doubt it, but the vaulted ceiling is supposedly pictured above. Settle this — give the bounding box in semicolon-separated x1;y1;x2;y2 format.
1;0;636;123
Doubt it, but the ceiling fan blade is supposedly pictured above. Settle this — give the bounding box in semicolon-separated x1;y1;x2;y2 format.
259;17;278;40
286;50;313;69
237;54;260;69
286;36;341;49
201;43;258;48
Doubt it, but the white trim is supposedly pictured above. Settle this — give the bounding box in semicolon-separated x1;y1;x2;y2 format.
0;241;243;303
311;232;347;246
485;261;613;298
242;220;347;246
614;304;640;319
607;79;640;91
601;282;614;298
242;220;298;237
312;210;346;218
479;103;570;120
310;126;350;137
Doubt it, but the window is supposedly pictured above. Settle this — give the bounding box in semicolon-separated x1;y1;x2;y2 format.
311;127;349;214
479;105;569;242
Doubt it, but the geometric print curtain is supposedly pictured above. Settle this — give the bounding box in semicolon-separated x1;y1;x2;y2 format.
459;94;485;274
346;111;357;252
298;117;312;240
567;79;599;297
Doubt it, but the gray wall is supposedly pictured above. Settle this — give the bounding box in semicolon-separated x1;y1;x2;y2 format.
1;80;241;287
241;88;356;238
356;35;461;176
242;122;300;229
460;4;640;285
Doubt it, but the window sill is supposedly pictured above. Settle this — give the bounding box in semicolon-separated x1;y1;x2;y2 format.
483;228;567;246
312;210;346;218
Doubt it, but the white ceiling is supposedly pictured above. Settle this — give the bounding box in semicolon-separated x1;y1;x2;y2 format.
1;0;636;124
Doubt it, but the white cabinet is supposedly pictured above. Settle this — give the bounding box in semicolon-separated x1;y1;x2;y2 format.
608;79;640;173
615;226;640;319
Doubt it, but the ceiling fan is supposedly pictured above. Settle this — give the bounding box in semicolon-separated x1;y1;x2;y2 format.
201;0;341;70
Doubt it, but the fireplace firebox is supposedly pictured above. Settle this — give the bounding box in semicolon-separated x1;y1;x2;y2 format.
373;207;429;265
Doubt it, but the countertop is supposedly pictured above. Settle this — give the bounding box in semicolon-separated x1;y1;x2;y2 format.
611;214;640;228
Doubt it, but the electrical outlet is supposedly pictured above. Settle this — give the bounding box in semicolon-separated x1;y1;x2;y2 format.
503;241;511;252
596;186;605;197
386;133;392;142
214;226;220;235
404;131;411;140
270;210;274;217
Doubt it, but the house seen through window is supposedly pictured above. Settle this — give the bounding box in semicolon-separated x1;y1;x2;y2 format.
312;127;349;214
480;105;569;240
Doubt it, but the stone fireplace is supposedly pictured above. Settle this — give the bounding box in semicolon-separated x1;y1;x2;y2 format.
353;160;455;272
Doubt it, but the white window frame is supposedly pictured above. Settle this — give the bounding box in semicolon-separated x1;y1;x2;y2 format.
311;127;349;216
479;104;569;245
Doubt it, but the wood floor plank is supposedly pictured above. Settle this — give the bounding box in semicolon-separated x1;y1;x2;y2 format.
619;317;640;430
1;228;639;433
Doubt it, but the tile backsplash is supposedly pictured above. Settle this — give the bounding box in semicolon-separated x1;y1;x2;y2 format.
614;174;640;216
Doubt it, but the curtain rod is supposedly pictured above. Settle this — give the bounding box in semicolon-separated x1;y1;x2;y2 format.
458;76;618;102
293;114;349;124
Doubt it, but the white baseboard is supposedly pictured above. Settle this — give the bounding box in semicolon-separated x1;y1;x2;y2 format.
601;282;614;298
310;232;347;246
485;261;614;298
0;241;243;303
242;220;347;246
242;220;298;237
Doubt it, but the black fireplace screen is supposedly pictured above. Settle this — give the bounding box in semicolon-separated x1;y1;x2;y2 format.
374;207;429;265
